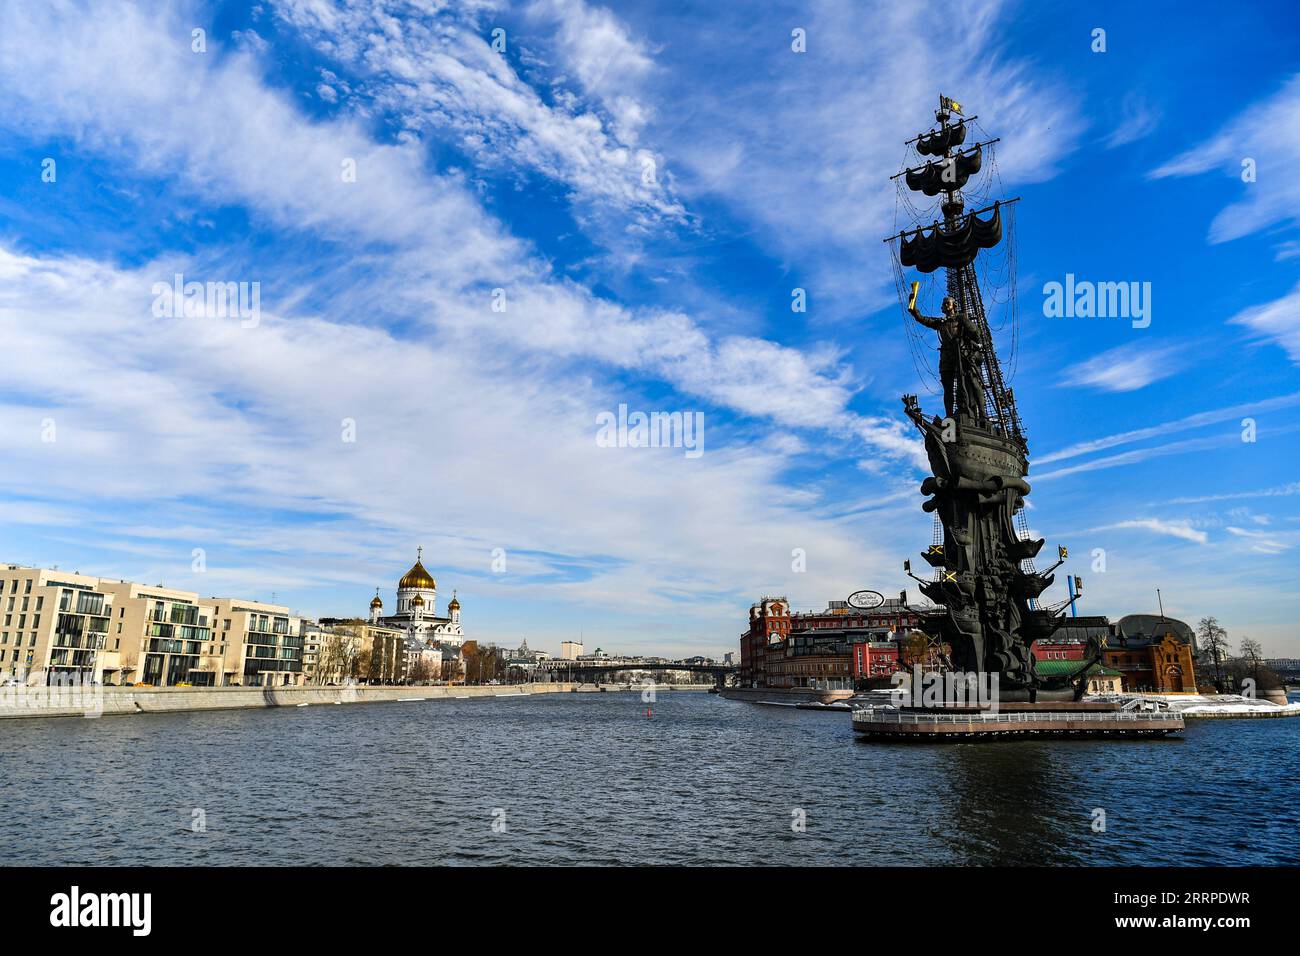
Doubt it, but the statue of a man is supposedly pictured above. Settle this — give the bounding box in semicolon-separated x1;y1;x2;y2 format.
909;295;985;419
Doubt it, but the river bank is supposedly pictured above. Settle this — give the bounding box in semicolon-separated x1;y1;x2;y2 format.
0;681;715;720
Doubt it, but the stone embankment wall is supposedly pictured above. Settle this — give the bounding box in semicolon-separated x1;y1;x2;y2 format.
0;682;714;720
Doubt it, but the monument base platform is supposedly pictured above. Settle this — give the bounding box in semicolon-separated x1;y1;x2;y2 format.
851;703;1184;740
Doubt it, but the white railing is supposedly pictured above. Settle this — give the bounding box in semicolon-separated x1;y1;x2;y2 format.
851;708;1184;725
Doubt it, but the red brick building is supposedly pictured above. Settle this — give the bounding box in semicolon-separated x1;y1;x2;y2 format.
739;596;921;689
851;641;900;681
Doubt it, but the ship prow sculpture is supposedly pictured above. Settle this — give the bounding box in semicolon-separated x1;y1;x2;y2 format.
885;95;1099;703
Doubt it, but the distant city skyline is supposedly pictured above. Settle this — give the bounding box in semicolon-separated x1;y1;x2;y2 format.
0;1;1297;657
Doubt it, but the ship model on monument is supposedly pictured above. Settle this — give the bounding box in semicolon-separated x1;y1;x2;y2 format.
850;95;1183;737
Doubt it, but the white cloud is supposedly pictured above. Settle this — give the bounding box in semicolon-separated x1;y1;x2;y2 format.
1060;343;1184;392
525;0;656;142
270;0;684;227
1225;526;1291;555
1037;391;1300;464
1169;482;1300;505
1106;519;1208;545
1104;93;1161;149
1151;73;1300;243
1228;280;1300;366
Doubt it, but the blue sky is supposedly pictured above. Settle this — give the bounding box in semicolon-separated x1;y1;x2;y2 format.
0;0;1297;658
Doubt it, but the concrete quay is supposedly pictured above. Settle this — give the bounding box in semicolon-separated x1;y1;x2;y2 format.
851;704;1186;740
0;681;715;721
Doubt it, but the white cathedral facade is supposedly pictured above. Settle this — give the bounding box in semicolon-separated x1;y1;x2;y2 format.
368;548;466;647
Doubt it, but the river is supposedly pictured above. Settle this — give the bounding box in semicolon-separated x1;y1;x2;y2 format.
1;691;1294;865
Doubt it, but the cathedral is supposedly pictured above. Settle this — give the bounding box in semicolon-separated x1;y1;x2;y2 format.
368;548;466;647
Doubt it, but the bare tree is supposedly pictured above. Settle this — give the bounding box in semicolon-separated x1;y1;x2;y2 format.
314;631;357;684
408;658;433;684
1196;616;1229;691
1238;636;1264;688
352;647;373;683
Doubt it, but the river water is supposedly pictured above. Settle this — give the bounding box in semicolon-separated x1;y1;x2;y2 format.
1;691;1295;866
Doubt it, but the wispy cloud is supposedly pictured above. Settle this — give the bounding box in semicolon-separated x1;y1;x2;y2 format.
1150;73;1300;243
1168;481;1300;505
1225;526;1291;555
271;0;685;229
1060;343;1185;392
1228;280;1300;366
1104;518;1208;545
1035;433;1238;482
1104;92;1161;149
1037;391;1300;465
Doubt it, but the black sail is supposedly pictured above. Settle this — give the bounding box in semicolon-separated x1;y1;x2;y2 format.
899;202;1002;273
904;145;982;196
915;119;967;157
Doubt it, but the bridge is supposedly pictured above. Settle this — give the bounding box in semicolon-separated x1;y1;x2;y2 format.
529;660;737;687
1266;659;1300;685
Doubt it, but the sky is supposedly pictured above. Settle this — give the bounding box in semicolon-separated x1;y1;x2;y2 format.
0;0;1296;659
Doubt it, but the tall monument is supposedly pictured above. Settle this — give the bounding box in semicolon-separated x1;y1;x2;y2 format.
886;95;1095;701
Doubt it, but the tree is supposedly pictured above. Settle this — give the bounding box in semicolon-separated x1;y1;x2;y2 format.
314;631;357;684
408;658;434;684
1238;636;1264;689
900;630;933;669
352;647;373;683
1196;617;1229;691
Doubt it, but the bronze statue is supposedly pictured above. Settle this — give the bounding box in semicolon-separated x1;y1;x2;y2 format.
908;294;985;420
890;96;1087;702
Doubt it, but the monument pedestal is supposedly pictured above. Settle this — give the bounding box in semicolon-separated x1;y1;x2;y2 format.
851;700;1184;741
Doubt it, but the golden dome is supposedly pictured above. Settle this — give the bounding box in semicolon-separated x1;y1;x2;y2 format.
411;594;425;607
369;590;383;609
399;551;436;591
448;592;460;611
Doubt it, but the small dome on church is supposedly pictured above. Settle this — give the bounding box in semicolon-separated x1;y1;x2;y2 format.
411;594;425;607
448;593;460;611
370;589;383;609
399;551;436;591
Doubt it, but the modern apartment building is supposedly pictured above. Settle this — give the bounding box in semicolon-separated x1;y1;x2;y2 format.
211;598;303;687
96;580;222;687
0;564;303;687
0;566;114;684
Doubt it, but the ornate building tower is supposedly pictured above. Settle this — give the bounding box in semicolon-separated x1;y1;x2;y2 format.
396;548;437;617
371;547;467;647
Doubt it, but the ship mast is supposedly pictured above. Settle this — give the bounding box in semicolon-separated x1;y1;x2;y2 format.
932;98;1023;445
887;94;1024;447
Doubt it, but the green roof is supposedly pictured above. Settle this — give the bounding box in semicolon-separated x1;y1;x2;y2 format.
1035;660;1121;678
